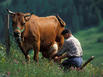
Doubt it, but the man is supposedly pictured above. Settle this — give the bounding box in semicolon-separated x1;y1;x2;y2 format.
55;29;83;70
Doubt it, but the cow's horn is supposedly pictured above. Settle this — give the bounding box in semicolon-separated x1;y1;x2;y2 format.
6;8;15;15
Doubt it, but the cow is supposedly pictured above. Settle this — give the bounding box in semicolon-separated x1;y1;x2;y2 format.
7;9;66;62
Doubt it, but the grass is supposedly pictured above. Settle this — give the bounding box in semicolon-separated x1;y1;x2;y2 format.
75;27;103;66
0;26;103;77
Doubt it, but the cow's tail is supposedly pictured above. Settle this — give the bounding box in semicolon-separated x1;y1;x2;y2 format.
56;15;66;27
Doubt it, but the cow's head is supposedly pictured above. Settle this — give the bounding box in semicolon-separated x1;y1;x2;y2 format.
7;9;32;42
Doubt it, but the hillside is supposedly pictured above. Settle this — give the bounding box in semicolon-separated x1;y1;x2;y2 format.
74;26;103;67
0;26;103;77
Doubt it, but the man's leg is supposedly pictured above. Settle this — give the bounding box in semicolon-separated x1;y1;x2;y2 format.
61;59;72;71
72;57;83;68
61;57;83;71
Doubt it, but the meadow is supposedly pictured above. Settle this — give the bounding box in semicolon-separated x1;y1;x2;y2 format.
75;26;103;67
0;26;103;77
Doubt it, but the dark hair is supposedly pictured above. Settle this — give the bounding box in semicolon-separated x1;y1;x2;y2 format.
61;29;71;35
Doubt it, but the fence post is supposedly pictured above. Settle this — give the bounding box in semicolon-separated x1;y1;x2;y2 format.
5;14;10;55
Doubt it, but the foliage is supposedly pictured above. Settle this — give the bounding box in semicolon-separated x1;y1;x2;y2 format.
0;0;103;34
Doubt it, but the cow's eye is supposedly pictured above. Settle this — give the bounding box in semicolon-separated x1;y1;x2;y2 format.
21;22;25;26
12;22;17;25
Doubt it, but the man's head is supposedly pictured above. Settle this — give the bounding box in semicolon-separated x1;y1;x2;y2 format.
61;29;72;39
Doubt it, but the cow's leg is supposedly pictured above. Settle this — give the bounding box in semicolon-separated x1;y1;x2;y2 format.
25;52;30;62
57;35;64;50
42;52;47;58
22;50;30;62
33;40;40;62
19;45;30;62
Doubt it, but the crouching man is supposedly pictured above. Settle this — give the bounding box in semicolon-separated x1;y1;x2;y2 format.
55;29;83;70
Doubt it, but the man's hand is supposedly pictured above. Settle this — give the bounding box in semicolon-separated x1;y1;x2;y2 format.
55;54;68;60
54;54;69;63
54;56;59;60
54;56;61;62
54;53;62;57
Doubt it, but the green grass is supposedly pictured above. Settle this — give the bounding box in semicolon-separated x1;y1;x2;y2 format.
0;26;103;77
75;27;103;66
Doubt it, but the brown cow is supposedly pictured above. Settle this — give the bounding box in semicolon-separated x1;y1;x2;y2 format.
7;9;66;62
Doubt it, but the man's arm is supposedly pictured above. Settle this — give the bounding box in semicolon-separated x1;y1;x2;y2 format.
55;45;67;57
54;54;69;61
58;54;68;59
55;41;68;56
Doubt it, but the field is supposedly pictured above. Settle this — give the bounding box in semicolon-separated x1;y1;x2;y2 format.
75;26;103;67
0;26;103;77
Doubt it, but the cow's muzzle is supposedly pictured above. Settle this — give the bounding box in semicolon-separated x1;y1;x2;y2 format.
14;31;20;37
14;27;25;43
14;31;21;43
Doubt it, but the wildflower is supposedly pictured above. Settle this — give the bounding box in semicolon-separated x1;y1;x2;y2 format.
14;59;19;64
7;72;10;77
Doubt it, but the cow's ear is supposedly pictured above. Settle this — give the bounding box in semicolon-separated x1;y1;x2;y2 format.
56;15;66;27
24;13;33;21
24;15;31;21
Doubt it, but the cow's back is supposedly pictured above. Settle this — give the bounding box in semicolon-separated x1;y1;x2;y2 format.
27;15;64;52
33;16;59;49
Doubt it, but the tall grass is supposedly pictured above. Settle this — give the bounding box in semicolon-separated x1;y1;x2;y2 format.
0;27;103;77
